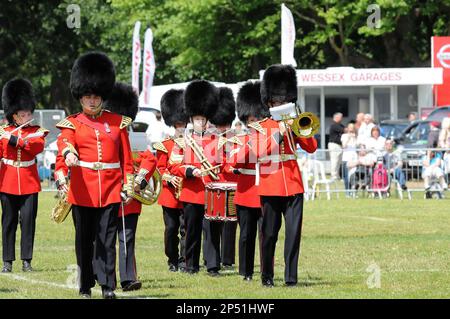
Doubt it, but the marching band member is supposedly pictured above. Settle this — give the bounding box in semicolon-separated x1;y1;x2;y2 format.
203;87;239;274
0;78;49;273
104;82;157;291
54;52;134;299
168;80;219;275
229;81;270;281
154;89;188;273
237;65;317;287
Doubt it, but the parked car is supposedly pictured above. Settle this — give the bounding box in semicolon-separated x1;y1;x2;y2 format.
426;106;450;122
395;120;439;178
380;120;410;140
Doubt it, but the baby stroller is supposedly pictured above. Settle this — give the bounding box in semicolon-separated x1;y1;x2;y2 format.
367;160;391;199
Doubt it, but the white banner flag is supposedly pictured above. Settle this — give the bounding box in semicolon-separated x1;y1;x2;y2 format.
281;3;297;67
132;21;141;95
141;28;156;107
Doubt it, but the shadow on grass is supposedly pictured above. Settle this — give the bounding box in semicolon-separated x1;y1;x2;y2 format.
0;288;19;293
121;293;171;299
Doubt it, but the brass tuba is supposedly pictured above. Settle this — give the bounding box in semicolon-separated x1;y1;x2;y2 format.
125;170;162;205
51;187;72;224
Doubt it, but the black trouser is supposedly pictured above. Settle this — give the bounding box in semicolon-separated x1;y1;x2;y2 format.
117;213;139;286
260;194;304;284
221;221;237;266
72;203;119;291
1;193;38;262
183;203;204;272
203;219;223;271
162;206;185;267
237;205;262;277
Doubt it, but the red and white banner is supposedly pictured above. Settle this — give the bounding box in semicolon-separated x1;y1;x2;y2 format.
141;28;156;107
432;36;450;106
281;3;297;67
132;21;141;95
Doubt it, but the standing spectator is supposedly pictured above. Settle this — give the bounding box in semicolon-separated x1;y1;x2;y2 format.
439;117;450;179
438;117;450;149
354;112;365;131
341;123;357;197
383;140;407;190
328;112;345;180
428;121;441;149
408;112;417;123
357;114;375;146
365;126;386;158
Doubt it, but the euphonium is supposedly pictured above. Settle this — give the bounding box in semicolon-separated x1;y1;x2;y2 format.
51;187;72;224
125;170;162;205
269;102;320;138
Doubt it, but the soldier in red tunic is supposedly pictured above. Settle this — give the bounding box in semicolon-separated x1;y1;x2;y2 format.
167;80;219;274
0;78;49;273
104;82;157;291
54;52;134;299
154;89;188;273
228;80;270;281
202;87;239;275
238;65;318;287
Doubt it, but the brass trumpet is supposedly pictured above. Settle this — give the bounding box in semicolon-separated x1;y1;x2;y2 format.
270;103;320;138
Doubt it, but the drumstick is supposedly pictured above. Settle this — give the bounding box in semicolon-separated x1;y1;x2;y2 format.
10;119;34;134
201;164;222;175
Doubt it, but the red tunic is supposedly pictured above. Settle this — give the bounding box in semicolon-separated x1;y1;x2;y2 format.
155;138;183;209
0;125;48;195
168;131;220;205
119;149;158;217
228;134;260;208
237;118;317;197
55;110;134;207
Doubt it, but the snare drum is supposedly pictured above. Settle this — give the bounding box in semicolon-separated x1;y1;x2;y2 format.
204;182;237;222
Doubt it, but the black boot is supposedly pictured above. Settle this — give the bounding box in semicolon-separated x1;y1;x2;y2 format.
22;260;33;272
2;261;12;273
102;286;116;299
79;288;92;299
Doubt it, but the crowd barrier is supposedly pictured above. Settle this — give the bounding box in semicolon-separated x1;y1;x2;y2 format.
38;146;450;200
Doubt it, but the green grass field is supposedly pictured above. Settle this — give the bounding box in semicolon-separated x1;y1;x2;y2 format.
0;192;449;299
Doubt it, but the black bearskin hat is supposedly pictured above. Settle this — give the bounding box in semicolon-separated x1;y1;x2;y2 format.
260;64;297;106
184;80;219;119
103;82;138;121
236;81;270;124
210;87;236;126
160;89;189;127
1;78;36;124
70;51;116;100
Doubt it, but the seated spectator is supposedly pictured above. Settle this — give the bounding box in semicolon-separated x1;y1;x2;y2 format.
347;146;376;191
422;150;448;191
383;139;407;190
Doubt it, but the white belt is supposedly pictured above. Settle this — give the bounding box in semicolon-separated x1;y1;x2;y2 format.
258;154;297;163
238;168;256;175
78;161;120;170
2;158;36;168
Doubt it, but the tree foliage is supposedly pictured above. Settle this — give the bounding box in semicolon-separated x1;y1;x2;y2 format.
2;0;450;112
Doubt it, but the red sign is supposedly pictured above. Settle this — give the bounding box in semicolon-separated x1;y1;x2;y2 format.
432;36;450;106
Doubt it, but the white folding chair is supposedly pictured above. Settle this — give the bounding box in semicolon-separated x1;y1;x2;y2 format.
310;160;339;200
